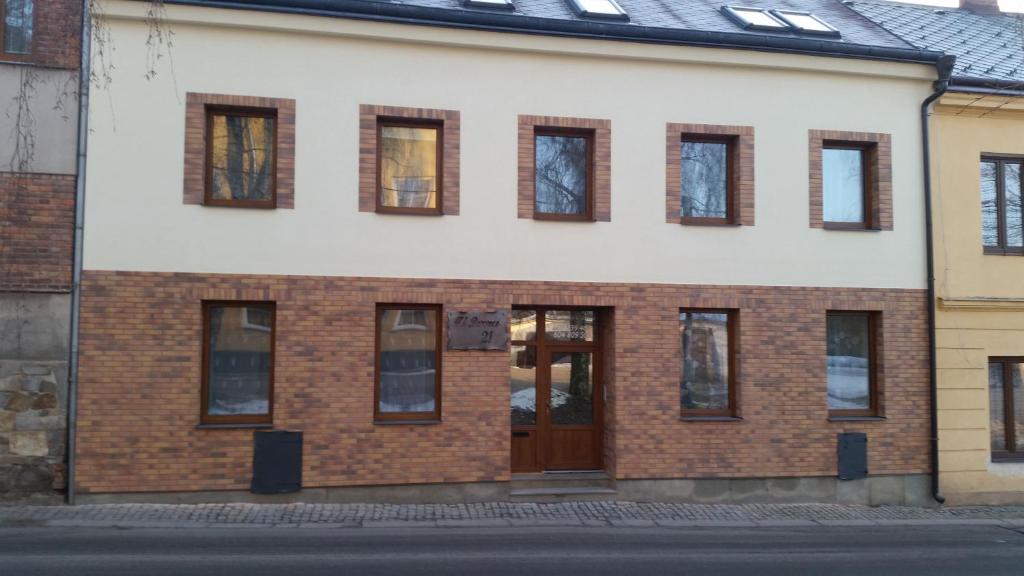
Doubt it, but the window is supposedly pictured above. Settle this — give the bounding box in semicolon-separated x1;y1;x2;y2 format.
534;128;593;220
375;305;442;422
722;6;788;31
1;0;32;56
377;120;443;214
771;10;840;37
567;0;628;20
681;136;734;223
990;358;1024;461
204;107;278;207
981;156;1023;255
201;302;275;425
680;310;737;417
463;0;514;9
826;312;878;417
823;143;873;228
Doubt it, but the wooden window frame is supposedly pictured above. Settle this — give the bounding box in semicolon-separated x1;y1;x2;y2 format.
826;311;880;418
532;126;595;222
822;141;876;231
679;309;738;417
375;118;444;216
679;135;737;226
200;301;276;426
0;0;34;61
990;357;1024;462
374;303;443;423
203;106;279;209
981;155;1024;256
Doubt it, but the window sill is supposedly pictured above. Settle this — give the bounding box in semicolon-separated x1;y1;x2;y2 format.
680;416;742;422
532;215;595;223
828;416;885;422
678;218;739;227
195;423;274;430
202;201;277;210
823;223;881;232
375;208;444;216
373;419;443;426
983;248;1024;256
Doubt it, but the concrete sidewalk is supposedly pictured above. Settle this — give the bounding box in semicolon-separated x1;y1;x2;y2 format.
4;501;1024;529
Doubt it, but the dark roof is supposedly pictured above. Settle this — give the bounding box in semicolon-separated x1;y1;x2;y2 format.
847;0;1024;83
168;0;944;64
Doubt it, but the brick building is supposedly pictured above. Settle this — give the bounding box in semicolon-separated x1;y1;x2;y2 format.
75;0;945;504
0;0;83;500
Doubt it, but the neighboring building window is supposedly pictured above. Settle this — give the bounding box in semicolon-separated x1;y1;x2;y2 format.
990;358;1024;461
823;143;872;228
375;304;442;421
680;137;733;223
680;310;736;417
201;302;275;425
981;157;1023;255
2;0;32;56
826;312;879;417
205;108;278;207
377;120;442;214
534;128;593;220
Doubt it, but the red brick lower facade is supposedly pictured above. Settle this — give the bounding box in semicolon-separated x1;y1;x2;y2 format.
0;173;75;292
74;270;930;495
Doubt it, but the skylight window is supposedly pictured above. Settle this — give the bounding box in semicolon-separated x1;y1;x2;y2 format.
567;0;629;20
721;6;788;31
771;10;841;37
463;0;514;10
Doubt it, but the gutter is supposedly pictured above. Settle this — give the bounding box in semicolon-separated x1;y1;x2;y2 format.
66;0;92;505
163;0;944;65
921;54;955;505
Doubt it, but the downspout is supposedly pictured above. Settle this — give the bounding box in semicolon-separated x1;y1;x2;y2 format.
66;0;92;505
922;55;955;505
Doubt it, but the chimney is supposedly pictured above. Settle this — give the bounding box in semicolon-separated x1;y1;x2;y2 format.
960;0;1002;14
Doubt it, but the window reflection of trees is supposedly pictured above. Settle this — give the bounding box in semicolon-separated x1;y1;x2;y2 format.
535;134;588;215
680;312;729;411
211;115;275;201
681;141;728;219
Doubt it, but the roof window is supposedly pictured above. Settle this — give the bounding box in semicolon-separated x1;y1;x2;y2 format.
771;10;841;37
722;6;789;31
463;0;515;10
567;0;629;20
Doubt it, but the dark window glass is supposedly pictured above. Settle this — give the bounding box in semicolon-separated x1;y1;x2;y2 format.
203;304;274;423
549;351;593;425
510;345;537;426
826;313;874;414
681;140;729;219
4;0;32;55
989;359;1024;460
982;161;999;247
377;306;440;419
379;124;440;211
981;157;1024;253
535;132;590;217
208;111;276;204
680;311;732;413
823;147;865;224
544;310;594;342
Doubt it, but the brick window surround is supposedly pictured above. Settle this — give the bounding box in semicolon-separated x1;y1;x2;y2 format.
518;115;611;222
359;105;460;215
808;130;892;231
183;93;296;209
665;123;754;225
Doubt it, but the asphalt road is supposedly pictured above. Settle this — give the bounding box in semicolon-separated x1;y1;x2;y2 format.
1;524;1023;575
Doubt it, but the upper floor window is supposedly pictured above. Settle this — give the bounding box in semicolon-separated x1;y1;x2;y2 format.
205;107;278;207
681;136;733;223
823;143;873;228
534;128;594;220
989;358;1024;461
680;310;737;417
826;311;879;418
201;302;275;426
2;0;32;56
378;120;442;214
375;304;442;422
981;156;1023;255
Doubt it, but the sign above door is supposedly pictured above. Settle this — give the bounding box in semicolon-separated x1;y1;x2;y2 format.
447;310;509;351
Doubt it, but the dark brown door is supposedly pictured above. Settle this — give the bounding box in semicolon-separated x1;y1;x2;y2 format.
510;308;602;473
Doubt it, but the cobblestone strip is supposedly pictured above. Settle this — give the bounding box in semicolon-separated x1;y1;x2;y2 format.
3;502;1024;529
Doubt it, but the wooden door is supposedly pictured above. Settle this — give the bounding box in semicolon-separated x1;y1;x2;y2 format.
511;308;602;473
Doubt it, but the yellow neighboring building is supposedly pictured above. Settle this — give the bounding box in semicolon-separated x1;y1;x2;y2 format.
851;0;1024;504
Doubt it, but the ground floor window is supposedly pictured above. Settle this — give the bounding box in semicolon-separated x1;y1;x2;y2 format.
201;302;275;425
826;311;879;417
375;304;442;421
989;358;1024;461
679;310;737;417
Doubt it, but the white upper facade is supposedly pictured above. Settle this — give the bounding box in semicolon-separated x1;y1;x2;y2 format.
83;0;936;289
